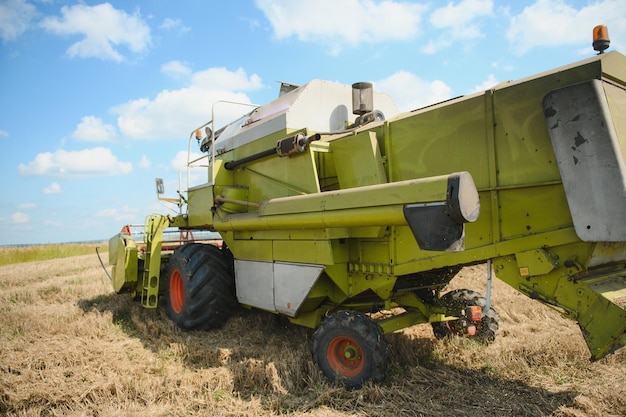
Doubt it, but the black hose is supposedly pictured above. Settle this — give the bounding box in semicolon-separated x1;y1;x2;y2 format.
96;246;113;281
224;148;276;170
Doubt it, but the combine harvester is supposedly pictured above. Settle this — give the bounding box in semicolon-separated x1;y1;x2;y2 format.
103;26;626;388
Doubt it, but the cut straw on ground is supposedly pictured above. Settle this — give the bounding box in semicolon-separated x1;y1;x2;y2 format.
0;251;624;416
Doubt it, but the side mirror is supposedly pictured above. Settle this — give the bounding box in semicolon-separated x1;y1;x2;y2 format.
155;178;165;195
155;178;182;205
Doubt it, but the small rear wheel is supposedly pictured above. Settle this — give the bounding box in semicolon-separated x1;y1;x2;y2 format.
166;243;236;331
313;311;388;389
432;289;499;343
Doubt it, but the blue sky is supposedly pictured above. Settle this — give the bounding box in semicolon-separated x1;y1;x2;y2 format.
0;0;624;245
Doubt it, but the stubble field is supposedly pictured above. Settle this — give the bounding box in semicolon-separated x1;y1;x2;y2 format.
1;246;625;416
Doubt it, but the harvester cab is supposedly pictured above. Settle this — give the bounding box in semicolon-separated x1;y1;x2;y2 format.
104;25;626;389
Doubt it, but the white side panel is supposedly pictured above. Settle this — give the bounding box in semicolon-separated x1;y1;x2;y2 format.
274;262;324;316
543;80;626;241
234;260;324;317
234;260;274;312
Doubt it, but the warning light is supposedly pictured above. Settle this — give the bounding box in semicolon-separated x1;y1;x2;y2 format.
466;306;483;322
593;25;610;54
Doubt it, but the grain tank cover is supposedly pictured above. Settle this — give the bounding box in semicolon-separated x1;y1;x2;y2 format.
215;80;400;155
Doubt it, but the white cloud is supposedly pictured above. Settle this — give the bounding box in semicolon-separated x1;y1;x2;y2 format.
375;71;453;111
96;208;119;217
171;150;207;187
171;150;205;170
12;212;30;224
491;59;514;72
112;67;263;140
138;154;151;169
161;60;192;79
159;17;191;34
255;0;427;53
18;203;36;209
43;181;62;194
40;3;151;62
18;147;132;178
171;150;189;171
0;130;9;138
241;16;261;31
160;18;179;30
43;219;63;228
471;73;500;93
191;67;263;91
507;0;626;55
72;116;117;141
0;0;37;42
430;0;493;28
96;205;138;222
423;0;494;53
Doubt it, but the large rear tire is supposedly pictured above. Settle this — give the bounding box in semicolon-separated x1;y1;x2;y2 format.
165;243;236;331
432;289;499;343
313;311;388;389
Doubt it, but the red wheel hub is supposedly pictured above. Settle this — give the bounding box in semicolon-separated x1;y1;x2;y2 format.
169;269;184;314
327;336;365;377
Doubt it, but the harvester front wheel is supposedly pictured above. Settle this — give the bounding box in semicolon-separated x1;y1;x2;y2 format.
432;289;499;343
165;243;236;331
313;311;388;389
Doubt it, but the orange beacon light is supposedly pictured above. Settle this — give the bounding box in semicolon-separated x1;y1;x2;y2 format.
593;25;610;53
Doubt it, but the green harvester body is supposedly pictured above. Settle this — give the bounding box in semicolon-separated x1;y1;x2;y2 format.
109;51;626;365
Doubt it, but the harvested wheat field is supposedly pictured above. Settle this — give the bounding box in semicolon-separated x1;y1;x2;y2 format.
1;248;625;417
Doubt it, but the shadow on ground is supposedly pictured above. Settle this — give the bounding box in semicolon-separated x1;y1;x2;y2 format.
78;292;577;417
